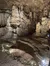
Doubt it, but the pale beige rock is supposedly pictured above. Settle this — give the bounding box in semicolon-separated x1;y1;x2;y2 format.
36;22;41;36
36;17;50;36
11;5;32;36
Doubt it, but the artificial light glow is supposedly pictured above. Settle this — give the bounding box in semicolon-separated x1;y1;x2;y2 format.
42;59;46;65
41;58;49;66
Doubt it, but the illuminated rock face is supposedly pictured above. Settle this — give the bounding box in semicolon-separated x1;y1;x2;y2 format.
36;17;50;36
11;5;32;36
36;22;41;36
40;17;49;35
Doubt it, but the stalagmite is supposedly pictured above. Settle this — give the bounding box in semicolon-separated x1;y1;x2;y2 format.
11;5;33;36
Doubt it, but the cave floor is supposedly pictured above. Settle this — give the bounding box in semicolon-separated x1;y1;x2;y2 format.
0;36;50;66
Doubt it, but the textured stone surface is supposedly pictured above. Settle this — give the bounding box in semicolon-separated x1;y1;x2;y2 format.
11;5;32;36
36;17;50;36
0;50;33;66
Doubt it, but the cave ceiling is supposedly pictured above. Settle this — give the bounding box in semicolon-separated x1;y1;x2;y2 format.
0;0;50;11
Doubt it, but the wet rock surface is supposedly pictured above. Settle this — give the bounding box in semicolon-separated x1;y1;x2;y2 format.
0;50;33;66
0;35;50;66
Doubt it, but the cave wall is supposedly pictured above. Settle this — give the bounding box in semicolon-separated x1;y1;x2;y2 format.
11;5;35;36
36;17;50;36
